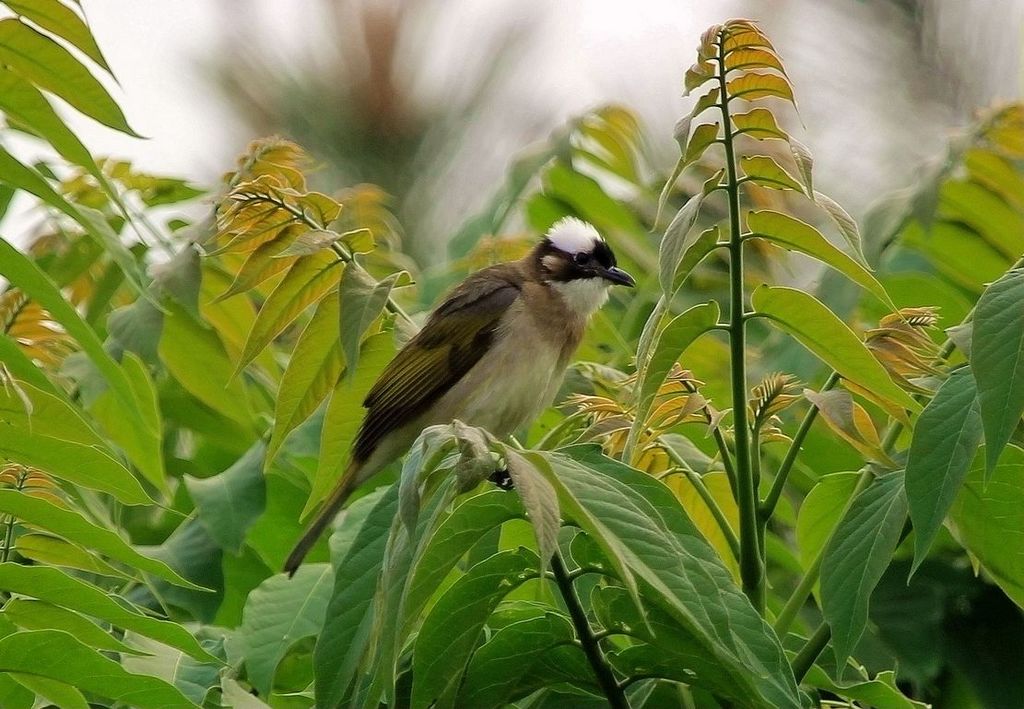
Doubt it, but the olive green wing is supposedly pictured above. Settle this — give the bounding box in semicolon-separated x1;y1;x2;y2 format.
353;271;522;461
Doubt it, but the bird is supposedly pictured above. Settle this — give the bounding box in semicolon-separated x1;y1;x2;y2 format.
283;217;634;575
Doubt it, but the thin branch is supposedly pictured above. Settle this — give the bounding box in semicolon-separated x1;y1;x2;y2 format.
792;623;832;682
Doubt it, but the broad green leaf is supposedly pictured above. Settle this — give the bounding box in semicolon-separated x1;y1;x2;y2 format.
456;611;576;707
0;630;198;708
159;303;255;429
814;189;864;259
673;224;721;290
752;286;917;411
903;221;1007;293
0;564;217;662
92;351;166;494
940;179;1024;259
185;442;267;554
10;674;88;709
796;472;861;573
0;19;136;134
683;122;720;165
14;534;127;578
537;447;801;707
731;107;787;141
133;518;224;624
237;564;334;696
747;210;888;305
3;599;140;655
401;490;523;639
950;447;1024;608
821;472;908;665
306;331;395;517
543;161;646;235
237;252;341;372
971;269;1024;472
905;369;983;573
638;301;719;425
412;548;539;709
726;71;795;105
122;633;222;705
803;667;927;709
740;154;805;192
215;235;298;303
0;332;59;395
0;236;145;415
221;678;273;708
0;490;196;586
659;192;705;294
315;486;396;707
338;260;405;377
503;448;560;575
4;0;111;72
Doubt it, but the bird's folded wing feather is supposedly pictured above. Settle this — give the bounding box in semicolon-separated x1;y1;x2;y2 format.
353;267;523;461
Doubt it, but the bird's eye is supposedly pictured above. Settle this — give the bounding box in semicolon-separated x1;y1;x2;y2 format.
574;252;589;265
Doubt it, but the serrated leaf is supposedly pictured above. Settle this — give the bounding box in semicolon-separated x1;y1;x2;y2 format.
752;286;918;412
0;564;217;662
185;442;266;554
267;294;343;464
971;269;1024;472
456;611;576;707
905;369;983;573
814;189;864;260
0;630;198;708
726;71;795;105
236;252;342;373
740;154;805;192
338;260;405;377
4;0;111;72
238;564;334;696
0;490;198;587
821;472;908;666
747;210;891;307
412;548;539;709
659;192;705;294
731;107;787;141
950;447;1024;608
0;19;136;135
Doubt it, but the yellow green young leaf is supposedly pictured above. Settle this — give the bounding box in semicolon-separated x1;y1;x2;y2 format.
664;471;739;580
740;155;805;193
684;61;717;95
4;0;111;72
731;108;787;141
685;122;721;165
725;48;785;74
726;72;795;106
804;389;895;466
813;189;864;261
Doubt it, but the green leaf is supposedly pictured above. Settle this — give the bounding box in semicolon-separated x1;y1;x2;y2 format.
536;446;801;707
905;369;983;573
684;60;716;95
731;107;787;141
739;154;805;192
638;301;719;425
803;667;927;709
0;564;217;662
789;137;814;195
3;599;140;655
237;563;334;696
796;472;860;575
338;260;404;377
683;122;720;165
503;448;560;575
0;19;136;134
412;548;539;709
306;331;395;517
456;611;576;707
726;71;796;105
813;189;864;260
315;486;398;707
542;161;646;235
159;303;255;429
971;269;1024;472
237;252;341;373
752;286;918;411
950;447;1024;608
12;675;89;709
122;633;222;705
659;192;706;295
185;442;267;554
14;533;128;578
0;490;195;586
820;472;908;665
4;0;110;72
0;630;199;708
746;210;889;305
221;678;273;708
672;224;720;291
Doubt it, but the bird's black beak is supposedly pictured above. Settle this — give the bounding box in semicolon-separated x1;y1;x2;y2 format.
601;266;636;287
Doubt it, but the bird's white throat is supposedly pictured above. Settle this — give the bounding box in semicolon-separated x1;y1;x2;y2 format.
551;278;611;317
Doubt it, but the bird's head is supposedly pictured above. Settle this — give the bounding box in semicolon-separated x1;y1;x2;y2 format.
534;217;635;315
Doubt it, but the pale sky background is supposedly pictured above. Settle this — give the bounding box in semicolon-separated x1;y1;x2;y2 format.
27;0;1024;247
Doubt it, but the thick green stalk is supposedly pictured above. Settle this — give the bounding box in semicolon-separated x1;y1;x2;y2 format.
717;37;762;612
791;623;832;682
551;554;629;709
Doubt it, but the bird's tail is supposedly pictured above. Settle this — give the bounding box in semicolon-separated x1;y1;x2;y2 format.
284;460;361;577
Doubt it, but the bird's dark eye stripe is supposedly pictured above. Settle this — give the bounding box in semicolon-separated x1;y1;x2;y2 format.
592;241;615;268
574;252;588;264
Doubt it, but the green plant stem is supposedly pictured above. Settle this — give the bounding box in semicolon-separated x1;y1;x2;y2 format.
760;372;840;519
718;36;762;613
551;554;629;709
623;297;668;462
792;623;832;682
